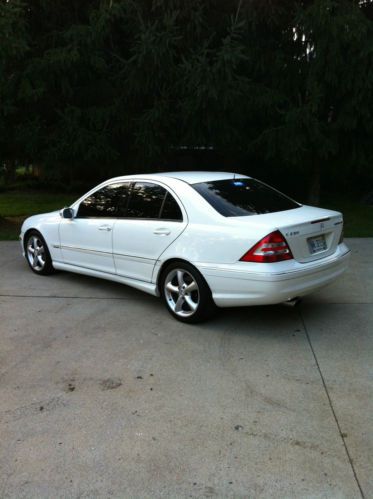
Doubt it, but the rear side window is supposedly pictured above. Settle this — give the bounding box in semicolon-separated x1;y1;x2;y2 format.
192;178;300;217
160;192;183;220
126;182;166;219
77;182;130;218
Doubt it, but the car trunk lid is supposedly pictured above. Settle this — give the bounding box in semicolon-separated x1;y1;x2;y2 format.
279;213;343;263
231;205;343;263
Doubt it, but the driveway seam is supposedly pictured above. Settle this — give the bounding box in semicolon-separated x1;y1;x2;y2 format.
0;293;151;301
298;307;365;499
303;302;373;305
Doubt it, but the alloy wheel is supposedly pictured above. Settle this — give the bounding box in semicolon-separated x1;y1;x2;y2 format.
164;268;200;318
27;235;46;272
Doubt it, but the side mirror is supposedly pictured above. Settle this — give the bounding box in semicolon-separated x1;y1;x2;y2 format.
61;207;74;219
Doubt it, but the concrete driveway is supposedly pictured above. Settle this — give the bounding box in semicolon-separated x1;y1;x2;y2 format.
0;239;372;499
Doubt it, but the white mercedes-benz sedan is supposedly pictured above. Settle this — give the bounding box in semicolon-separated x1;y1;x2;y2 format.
20;171;350;322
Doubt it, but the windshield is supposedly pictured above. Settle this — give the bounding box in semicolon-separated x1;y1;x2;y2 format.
192;178;300;217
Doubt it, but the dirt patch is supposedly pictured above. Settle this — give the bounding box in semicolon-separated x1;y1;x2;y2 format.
0;217;25;240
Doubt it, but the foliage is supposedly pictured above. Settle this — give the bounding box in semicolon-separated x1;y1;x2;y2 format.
0;0;373;201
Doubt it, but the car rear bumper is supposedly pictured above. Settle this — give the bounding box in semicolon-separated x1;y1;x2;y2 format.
197;244;350;307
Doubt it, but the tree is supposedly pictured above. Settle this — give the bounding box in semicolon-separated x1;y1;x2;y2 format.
245;0;373;203
0;0;29;183
0;0;372;202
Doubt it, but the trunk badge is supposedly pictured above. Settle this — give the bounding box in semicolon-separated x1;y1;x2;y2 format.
286;231;299;236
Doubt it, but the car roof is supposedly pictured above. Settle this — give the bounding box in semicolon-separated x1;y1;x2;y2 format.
153;171;250;184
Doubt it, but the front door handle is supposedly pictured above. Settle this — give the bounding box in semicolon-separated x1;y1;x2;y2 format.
153;228;171;236
98;225;112;232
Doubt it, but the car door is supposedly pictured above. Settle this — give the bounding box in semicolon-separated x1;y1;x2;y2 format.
113;181;187;282
59;182;129;274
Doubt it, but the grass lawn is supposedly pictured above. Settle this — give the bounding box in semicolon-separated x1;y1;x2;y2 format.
321;195;373;238
0;190;372;240
0;191;79;240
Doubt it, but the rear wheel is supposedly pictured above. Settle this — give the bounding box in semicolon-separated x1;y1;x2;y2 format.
25;230;55;275
160;261;216;323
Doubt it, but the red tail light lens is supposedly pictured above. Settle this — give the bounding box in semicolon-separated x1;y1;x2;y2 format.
240;230;293;263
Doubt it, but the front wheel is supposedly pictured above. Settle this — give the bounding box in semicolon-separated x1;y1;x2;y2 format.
25;230;56;275
160;262;216;323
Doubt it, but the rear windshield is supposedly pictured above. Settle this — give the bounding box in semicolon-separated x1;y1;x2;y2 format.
193;178;300;217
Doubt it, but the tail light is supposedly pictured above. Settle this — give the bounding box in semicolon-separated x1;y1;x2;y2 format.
240;230;293;263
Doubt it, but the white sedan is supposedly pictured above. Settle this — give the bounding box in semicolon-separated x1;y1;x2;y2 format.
20;172;350;322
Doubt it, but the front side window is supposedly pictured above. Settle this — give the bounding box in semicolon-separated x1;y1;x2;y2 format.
126;182;167;219
77;182;130;218
192;178;300;217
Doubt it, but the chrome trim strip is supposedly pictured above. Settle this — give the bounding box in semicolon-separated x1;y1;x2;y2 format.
75;216;183;222
113;252;154;264
60;245;112;256
60;245;155;263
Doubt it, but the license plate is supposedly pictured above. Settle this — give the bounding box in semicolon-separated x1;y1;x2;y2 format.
308;235;327;254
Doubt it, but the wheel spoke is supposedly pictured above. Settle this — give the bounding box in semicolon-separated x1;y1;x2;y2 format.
37;255;44;265
33;255;39;267
185;281;197;293
176;270;184;287
184;295;197;311
27;245;35;254
166;282;179;294
174;295;185;312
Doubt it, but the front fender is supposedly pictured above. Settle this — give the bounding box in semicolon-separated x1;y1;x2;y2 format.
20;211;62;262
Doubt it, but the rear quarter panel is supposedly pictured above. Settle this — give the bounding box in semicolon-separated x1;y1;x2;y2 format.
159;222;263;265
153;205;345;283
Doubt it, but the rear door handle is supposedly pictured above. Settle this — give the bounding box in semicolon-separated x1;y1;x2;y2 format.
98;225;112;232
153;228;171;236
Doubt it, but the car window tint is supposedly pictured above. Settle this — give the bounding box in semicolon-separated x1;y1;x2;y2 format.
160;192;183;221
192;179;300;217
126;182;166;219
77;183;130;218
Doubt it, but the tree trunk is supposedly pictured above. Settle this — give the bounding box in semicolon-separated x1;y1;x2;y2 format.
32;162;43;177
3;160;16;185
307;161;321;206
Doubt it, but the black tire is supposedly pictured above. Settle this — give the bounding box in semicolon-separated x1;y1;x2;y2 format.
24;230;56;276
160;261;217;323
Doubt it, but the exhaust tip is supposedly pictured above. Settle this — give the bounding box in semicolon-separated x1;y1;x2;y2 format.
282;297;301;307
